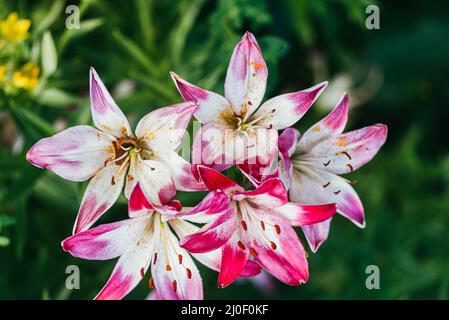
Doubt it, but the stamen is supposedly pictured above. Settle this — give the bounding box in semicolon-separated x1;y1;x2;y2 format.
178;255;183;264
322;181;331;188
237;241;246;251
166;265;172;271
270;241;277;250
274;224;281;235
172;280;177;292
250;247;258;257
186;268;192;279
260;221;265;231
148;277;154;289
111;151;129;164
241;220;247;231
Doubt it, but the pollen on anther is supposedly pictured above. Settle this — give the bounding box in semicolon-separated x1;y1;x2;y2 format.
186;268;192;279
178;254;183;264
166;265;172;271
250;247;258;257
148;277;154;289
260;221;265;231
270;241;277;250
237;241;246;251
241;220;247;231
172;280;177;292
275;224;281;235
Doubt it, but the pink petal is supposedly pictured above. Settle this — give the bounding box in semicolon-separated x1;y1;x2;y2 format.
128;183;153;218
301;219;332;253
218;234;250;288
298;93;349;153
237;156;278;186
26;125;114;182
307;124;388;175
90;67;132;138
235;178;288;208
289;167;365;228
73;162;126;234
175;190;230;222
135;101;197;152
62;216;150;260
224;32;268;118
170;72;231;125
158;151;206;191
250;82;328;130
152;226;203;300
244;211;309;285
179;209;237;253
275;202;336;226
197;165;243;194
131;157;176;206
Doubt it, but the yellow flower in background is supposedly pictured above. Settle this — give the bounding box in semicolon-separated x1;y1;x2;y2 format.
1;12;31;41
13;62;40;90
0;66;6;81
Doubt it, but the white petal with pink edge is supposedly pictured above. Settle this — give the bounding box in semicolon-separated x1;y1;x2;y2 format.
26;125;114;182
90;67;132;138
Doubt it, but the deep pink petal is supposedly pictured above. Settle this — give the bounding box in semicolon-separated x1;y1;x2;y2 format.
235;178;288;208
275;202;336;226
26;125;114;182
90;67;132;138
224;32;268;118
250;82;328;130
217;234;250;288
197;165;243;193
128;183;153;218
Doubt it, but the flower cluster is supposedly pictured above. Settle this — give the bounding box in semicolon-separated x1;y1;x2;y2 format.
26;32;387;300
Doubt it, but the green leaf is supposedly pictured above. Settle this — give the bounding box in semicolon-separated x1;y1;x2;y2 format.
36;88;80;108
58;18;104;53
41;32;58;77
0;215;16;228
32;0;65;36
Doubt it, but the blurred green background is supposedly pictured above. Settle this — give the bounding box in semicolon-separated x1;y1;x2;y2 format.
0;0;448;299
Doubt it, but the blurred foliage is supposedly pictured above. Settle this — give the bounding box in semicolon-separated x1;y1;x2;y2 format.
0;0;448;300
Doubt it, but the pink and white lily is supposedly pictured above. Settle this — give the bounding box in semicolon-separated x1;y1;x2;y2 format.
26;68;203;234
176;165;337;288
61;184;260;300
278;93;388;252
171;32;327;173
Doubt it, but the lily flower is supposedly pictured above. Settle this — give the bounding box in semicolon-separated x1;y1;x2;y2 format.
176;165;336;288
171;32;327;173
27;68;203;234
278;93;388;252
61;184;260;300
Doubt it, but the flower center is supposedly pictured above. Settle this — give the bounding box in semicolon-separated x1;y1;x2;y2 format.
111;137;153;165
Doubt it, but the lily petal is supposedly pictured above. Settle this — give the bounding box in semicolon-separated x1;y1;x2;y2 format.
73;162;126;234
131;156;176;206
128;183;153;218
278;128;301;190
170;72;231;125
235;178;288;208
179;208;237;253
289;168;365;228
90;67;132;138
301;219;332;253
298;93;349;153
197;165;243;194
26;125;114;182
274;202;336;226
218;233;250;288
175;190;230;223
135;102;197;152
307;124;388;175
152;225;203;300
224;32;268;118
250;82;328;130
